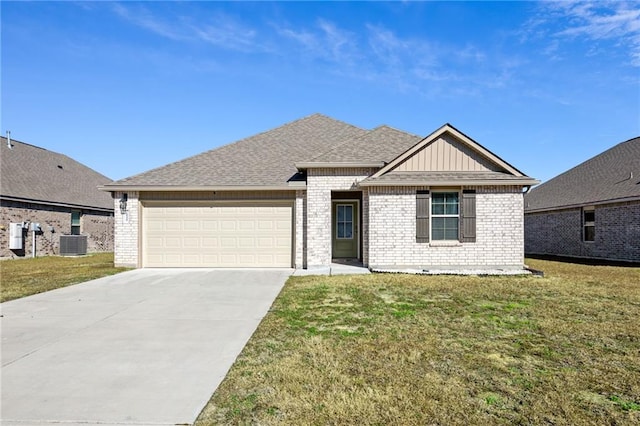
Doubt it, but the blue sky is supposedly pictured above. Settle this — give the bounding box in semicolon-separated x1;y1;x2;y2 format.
2;1;639;182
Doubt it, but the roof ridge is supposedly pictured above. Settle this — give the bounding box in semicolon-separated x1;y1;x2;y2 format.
1;136;60;153
371;124;422;139
306;126;375;162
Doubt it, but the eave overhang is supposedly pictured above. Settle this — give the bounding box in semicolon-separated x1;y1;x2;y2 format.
359;178;540;187
99;184;305;192
295;161;385;170
525;195;640;214
0;195;114;213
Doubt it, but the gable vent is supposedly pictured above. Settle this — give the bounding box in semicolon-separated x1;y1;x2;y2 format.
59;235;87;256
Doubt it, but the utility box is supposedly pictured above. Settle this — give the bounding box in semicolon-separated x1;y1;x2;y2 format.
60;235;88;256
9;222;24;250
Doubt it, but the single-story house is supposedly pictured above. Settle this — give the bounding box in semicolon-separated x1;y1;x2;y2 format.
102;114;538;271
525;136;640;263
0;135;114;258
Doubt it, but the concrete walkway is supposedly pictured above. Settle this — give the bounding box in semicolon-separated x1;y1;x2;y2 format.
0;268;290;426
292;261;371;276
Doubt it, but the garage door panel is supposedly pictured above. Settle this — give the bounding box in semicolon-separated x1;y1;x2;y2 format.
202;237;219;248
143;202;292;268
202;221;219;231
183;237;200;248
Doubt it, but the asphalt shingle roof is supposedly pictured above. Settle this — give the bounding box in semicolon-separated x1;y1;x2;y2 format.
108;114;368;187
525;136;640;212
307;125;422;164
1;137;113;210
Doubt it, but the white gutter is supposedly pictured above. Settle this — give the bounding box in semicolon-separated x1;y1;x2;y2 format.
359;179;540;187
99;184;304;192
295;162;385;169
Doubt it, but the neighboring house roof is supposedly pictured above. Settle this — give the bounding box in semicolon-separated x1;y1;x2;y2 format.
0;136;114;211
104;114;368;190
525;136;640;212
103;114;537;191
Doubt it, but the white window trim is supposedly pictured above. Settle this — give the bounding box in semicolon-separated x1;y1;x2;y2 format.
335;203;355;240
71;210;82;235
430;190;460;242
583;206;595;243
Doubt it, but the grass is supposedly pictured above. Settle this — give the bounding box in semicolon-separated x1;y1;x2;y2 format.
0;252;129;302
196;259;640;425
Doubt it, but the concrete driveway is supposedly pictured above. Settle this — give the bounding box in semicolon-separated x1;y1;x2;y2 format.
0;268;291;425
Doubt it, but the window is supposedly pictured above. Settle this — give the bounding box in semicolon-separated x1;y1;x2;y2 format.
336;204;354;239
416;190;475;243
431;192;459;240
71;211;81;235
583;208;595;242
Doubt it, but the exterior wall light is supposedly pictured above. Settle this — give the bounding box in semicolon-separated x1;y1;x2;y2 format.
119;193;128;214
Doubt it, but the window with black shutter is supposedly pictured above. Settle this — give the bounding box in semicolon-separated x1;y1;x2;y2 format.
461;190;476;243
416;190;430;243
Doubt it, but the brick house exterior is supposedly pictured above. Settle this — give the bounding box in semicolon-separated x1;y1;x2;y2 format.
103;115;537;271
1;136;114;258
525;137;640;263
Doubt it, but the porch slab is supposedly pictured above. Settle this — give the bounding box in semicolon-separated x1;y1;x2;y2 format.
293;263;371;276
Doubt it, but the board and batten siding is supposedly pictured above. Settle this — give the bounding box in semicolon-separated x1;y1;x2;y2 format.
393;134;499;172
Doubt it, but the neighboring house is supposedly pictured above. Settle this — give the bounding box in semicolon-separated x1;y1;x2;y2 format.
0;135;114;258
102;114;538;271
525;136;640;263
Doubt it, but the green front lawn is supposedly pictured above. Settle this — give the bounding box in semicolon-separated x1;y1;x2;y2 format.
196;259;640;425
0;253;129;302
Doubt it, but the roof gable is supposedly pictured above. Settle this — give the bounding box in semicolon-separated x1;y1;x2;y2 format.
372;123;525;178
0;137;113;210
525;136;640;212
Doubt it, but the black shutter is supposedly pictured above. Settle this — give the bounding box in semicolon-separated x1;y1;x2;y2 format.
416;190;430;243
461;190;476;243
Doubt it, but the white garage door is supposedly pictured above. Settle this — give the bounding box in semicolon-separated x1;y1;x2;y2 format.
142;201;293;268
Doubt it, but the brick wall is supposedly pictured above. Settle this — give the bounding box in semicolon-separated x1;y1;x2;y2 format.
368;186;525;270
0;199;113;258
113;191;139;267
295;189;307;268
306;168;376;267
525;200;640;262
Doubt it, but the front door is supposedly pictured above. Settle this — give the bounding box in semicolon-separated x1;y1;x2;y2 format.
332;201;358;258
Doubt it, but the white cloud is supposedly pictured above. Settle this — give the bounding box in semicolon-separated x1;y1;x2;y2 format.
189;16;259;52
275;19;359;64
111;3;263;53
111;3;187;42
534;1;640;66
